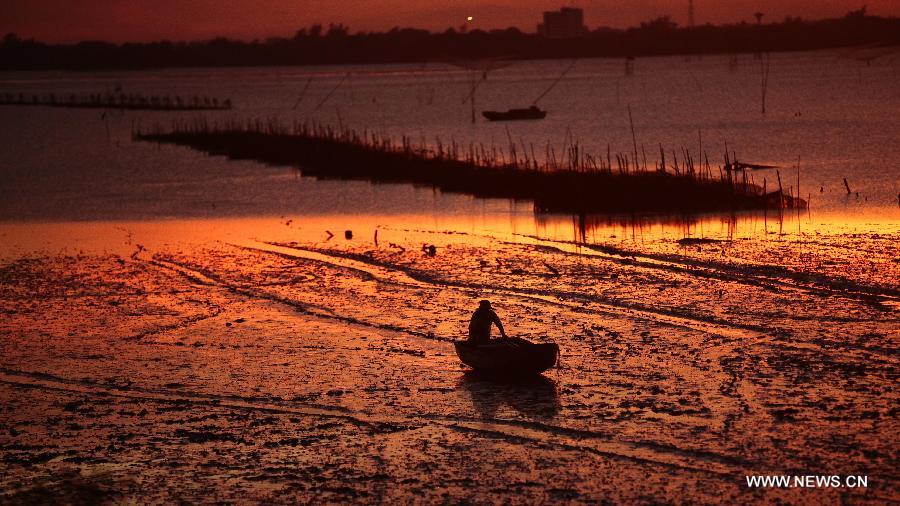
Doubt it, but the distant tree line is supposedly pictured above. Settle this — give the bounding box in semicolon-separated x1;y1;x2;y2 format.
1;8;898;70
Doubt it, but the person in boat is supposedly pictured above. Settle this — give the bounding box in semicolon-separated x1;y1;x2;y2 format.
468;300;508;344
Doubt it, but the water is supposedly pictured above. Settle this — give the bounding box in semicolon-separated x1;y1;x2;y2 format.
1;51;898;251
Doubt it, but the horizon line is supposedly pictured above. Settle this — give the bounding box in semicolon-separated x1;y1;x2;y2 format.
4;7;891;46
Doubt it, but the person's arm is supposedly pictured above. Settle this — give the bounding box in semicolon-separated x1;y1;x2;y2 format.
492;311;508;339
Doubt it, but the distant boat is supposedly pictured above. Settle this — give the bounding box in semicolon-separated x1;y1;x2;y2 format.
480;59;576;122
482;105;547;121
454;337;559;376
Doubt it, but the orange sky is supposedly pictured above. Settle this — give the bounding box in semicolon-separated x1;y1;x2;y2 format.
2;0;897;43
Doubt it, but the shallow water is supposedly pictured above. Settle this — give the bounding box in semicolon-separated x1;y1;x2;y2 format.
1;51;899;226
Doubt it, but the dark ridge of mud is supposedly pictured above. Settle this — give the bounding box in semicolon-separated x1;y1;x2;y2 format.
516;233;900;306
149;254;449;343
134;126;804;214
262;241;771;337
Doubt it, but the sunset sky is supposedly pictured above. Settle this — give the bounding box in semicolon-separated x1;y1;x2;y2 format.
2;0;897;43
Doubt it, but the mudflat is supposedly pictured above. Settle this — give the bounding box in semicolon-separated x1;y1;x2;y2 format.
1;224;896;503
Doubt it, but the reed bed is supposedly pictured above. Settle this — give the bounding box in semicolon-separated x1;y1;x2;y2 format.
134;118;807;214
0;92;232;111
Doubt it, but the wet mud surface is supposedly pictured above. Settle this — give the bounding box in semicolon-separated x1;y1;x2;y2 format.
1;227;897;504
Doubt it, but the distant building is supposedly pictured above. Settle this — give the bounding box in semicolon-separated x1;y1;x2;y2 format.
537;8;587;38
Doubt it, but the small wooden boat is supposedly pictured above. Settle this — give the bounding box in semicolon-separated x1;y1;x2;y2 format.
454;337;559;376
482;105;547;121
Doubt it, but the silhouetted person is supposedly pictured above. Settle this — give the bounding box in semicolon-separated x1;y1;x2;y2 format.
468;300;507;343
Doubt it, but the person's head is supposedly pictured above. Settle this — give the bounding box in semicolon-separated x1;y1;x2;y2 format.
479;300;492;310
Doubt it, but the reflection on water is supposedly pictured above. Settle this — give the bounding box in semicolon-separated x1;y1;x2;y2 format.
1;51;897;264
562;209;802;244
1;205;898;261
458;371;560;421
1;51;898;231
540;206;899;246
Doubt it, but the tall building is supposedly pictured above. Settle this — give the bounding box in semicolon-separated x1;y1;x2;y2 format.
537;7;587;38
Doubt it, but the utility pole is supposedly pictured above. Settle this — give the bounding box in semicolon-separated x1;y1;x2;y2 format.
688;0;695;27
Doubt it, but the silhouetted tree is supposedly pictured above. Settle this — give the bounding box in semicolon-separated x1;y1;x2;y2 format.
640;16;678;31
3;33;21;46
845;6;867;18
1;13;898;70
327;24;349;37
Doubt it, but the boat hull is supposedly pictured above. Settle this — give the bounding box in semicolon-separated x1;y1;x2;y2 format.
482;109;547;121
454;339;559;376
